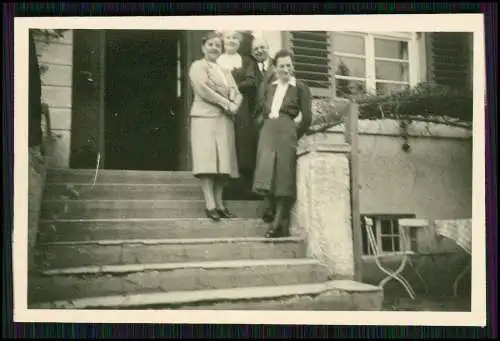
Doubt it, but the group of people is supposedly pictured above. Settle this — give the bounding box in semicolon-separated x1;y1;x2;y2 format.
188;30;313;238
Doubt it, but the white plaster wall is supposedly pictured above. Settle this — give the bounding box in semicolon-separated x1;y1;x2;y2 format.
312;120;473;220
34;30;73;168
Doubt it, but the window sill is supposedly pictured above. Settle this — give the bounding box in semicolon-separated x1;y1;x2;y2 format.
362;251;416;262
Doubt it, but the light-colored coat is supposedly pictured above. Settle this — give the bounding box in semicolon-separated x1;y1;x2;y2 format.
188;59;242;117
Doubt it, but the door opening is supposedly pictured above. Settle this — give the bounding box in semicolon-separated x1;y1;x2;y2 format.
104;30;183;171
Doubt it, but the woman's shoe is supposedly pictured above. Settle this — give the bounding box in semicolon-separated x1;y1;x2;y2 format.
217;208;236;219
262;209;275;223
205;208;221;222
264;223;281;238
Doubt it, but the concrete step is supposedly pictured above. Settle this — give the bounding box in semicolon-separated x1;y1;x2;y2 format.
28;259;331;305
37;218;266;243
36;237;306;269
30;280;383;310
44;183;204;200
41;199;262;220
46;168;198;184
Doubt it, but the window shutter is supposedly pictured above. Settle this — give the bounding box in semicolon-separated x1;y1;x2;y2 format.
426;32;472;91
287;31;333;97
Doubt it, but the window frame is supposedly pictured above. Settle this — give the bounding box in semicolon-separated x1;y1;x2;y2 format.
331;31;420;96
284;31;421;98
361;214;417;258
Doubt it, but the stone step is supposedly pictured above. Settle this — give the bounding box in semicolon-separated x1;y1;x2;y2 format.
30;280;383;310
37;218;266;243
41;200;262;220
28;259;331;305
44;183;204;200
36;237;306;269
46;168;198;184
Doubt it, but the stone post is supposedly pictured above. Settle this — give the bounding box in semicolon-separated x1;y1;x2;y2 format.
290;136;355;279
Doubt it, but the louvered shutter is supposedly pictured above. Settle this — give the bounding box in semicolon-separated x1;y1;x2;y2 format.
286;31;333;97
426;32;473;91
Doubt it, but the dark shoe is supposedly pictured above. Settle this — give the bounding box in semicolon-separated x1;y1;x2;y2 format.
264;223;280;238
217;208;236;219
205;209;221;222
262;209;275;223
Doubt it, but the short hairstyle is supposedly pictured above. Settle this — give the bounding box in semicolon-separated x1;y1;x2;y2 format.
218;30;244;42
201;31;223;46
272;49;294;66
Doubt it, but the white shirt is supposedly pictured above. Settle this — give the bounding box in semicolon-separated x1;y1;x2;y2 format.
217;53;243;71
269;77;297;119
258;59;270;73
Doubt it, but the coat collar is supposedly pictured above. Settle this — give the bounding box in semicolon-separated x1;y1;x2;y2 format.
272;76;297;87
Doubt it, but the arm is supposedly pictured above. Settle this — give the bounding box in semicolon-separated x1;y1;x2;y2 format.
234;57;257;93
189;61;231;110
296;82;313;139
227;72;243;112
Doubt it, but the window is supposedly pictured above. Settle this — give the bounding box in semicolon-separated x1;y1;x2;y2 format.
286;31;419;98
361;214;417;256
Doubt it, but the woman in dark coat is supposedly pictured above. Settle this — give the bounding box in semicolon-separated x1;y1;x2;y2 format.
217;31;258;195
253;49;313;238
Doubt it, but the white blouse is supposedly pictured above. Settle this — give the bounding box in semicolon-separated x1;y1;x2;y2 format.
217;53;243;71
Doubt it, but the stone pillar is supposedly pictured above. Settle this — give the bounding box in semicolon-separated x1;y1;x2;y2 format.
290;137;355;279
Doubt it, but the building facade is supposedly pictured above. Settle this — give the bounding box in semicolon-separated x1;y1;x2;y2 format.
34;29;473;171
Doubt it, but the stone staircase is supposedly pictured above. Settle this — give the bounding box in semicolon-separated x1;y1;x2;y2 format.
29;169;382;310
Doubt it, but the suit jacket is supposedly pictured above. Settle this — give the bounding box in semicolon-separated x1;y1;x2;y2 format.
188;59;242;117
254;58;277;119
261;78;313;139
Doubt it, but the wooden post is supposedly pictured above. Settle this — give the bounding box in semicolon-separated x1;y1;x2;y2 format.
348;101;363;282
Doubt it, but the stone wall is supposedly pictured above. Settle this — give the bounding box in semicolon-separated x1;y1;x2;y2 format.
34;30;74;168
28;146;48;271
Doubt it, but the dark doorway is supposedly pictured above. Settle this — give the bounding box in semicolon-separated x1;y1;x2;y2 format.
104;30;183;171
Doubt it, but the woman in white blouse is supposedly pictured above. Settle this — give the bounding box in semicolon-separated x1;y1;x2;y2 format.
253;49;313;238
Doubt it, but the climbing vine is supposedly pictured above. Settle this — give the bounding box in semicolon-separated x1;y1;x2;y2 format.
308;81;473;137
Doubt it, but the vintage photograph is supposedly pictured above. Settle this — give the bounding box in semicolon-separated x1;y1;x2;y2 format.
19;15;483;323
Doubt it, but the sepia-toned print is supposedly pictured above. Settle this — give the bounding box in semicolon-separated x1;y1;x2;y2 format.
14;14;486;326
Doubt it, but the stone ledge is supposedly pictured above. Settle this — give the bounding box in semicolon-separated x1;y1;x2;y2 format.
30;280;382;310
39;236;304;247
41;258;322;276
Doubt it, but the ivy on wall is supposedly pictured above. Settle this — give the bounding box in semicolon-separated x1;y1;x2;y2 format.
308;81;473;137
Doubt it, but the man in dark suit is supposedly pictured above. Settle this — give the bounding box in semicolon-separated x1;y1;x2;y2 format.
251;37;280;223
251;37;277;123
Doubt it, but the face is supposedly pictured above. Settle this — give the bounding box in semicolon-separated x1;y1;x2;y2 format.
222;31;241;54
252;39;269;62
202;37;223;62
275;55;294;82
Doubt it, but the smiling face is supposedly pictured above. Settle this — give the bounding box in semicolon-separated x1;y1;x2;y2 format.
202;36;223;62
275;55;294;82
222;31;241;54
251;38;269;62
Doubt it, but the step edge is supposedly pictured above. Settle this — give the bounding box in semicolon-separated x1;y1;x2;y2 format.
42;199;259;203
40;258;322;276
39;217;263;223
30;280;382;309
45;183;200;187
39;236;304;247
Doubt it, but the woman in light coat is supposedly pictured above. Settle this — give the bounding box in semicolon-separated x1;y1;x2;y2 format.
188;31;242;221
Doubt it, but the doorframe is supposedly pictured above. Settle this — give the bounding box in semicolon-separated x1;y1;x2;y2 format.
97;30;106;169
76;29;193;171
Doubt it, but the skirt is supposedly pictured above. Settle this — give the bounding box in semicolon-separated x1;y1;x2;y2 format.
252;116;298;198
190;115;239;179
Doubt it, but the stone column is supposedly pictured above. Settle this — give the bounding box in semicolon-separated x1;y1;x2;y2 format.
290;136;355;279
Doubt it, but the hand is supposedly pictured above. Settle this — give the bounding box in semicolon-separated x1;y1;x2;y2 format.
227;101;239;115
